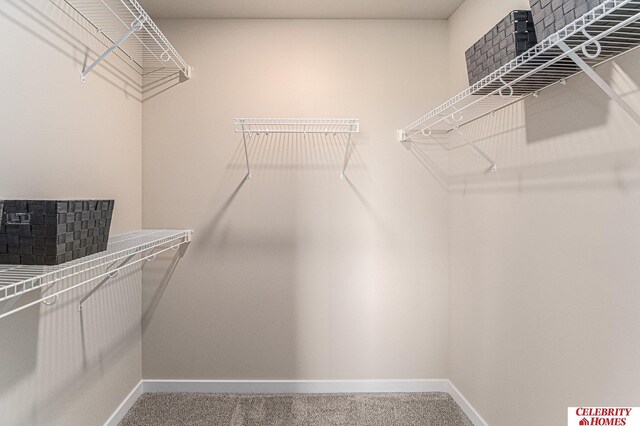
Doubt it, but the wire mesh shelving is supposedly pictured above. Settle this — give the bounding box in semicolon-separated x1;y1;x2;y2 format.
234;118;360;179
398;0;640;143
0;229;192;320
61;0;192;82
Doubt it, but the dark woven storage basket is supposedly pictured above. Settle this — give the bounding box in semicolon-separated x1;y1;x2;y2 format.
465;10;538;85
0;200;114;265
529;0;605;42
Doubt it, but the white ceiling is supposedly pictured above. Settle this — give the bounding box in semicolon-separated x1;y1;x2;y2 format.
137;0;466;20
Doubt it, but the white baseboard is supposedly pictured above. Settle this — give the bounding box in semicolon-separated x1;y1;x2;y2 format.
107;379;486;426
103;380;143;426
446;381;488;426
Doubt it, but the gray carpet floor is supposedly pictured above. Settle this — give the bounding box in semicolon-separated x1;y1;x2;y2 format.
119;392;473;426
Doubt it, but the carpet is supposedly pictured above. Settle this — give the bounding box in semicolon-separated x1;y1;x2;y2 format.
119;392;473;425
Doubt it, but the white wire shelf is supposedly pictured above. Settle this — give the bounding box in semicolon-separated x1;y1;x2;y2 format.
62;0;192;82
0;229;192;320
234;118;360;179
399;0;640;139
234;118;360;134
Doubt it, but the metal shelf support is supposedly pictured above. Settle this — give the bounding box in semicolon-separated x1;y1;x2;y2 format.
241;125;252;180
78;253;135;310
340;133;354;180
81;15;147;82
445;117;497;173
558;40;640;127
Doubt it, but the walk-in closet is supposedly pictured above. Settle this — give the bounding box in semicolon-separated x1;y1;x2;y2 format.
1;1;639;425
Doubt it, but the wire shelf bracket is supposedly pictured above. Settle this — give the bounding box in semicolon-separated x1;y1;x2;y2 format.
63;0;193;82
234;118;361;180
81;14;146;82
557;40;640;126
0;229;193;320
398;0;640;161
447;118;497;173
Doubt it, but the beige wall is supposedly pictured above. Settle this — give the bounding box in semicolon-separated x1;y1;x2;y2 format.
447;1;640;425
0;0;143;424
141;19;451;380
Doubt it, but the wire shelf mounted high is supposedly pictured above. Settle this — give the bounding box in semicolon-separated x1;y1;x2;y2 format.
62;0;192;82
398;0;640;173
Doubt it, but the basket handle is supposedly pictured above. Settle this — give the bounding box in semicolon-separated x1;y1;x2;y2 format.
6;213;31;225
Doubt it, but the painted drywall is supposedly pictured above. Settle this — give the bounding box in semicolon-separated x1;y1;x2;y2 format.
0;0;143;424
446;1;640;425
141;19;451;381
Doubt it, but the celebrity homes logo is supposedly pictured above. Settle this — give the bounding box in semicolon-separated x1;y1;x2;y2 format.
568;407;640;425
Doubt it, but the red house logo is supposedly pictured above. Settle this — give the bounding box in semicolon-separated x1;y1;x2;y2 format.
579;419;589;426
